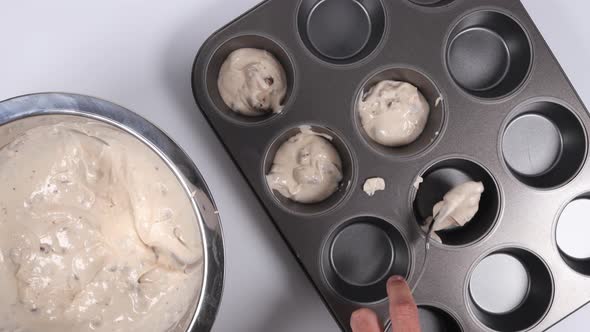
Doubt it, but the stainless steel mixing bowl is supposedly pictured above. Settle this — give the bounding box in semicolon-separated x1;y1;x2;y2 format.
0;93;224;332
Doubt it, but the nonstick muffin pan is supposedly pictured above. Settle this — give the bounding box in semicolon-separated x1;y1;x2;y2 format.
191;0;590;331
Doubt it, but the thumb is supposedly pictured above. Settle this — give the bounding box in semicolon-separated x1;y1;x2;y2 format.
350;308;382;332
387;276;421;332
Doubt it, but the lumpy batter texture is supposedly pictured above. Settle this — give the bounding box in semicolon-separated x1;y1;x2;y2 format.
218;48;287;116
358;80;430;147
363;177;385;197
422;181;484;242
266;127;342;204
0;121;202;332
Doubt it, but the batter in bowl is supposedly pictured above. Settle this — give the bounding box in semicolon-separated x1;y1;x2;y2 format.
218;48;287;116
266;126;343;204
358;80;430;147
0;121;203;332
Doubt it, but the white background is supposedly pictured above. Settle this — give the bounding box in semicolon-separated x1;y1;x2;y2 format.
0;1;588;331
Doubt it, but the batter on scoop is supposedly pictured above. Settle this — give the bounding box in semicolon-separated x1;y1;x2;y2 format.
266;126;343;204
0;121;203;332
358;80;430;147
422;181;484;242
218;48;287;116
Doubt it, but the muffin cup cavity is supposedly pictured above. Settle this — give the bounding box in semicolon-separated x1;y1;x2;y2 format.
206;34;295;125
468;248;553;332
408;0;455;8
556;195;590;275
297;0;385;64
446;10;532;98
413;158;500;246
263;125;354;215
385;305;463;332
502;100;586;189
355;67;445;158
322;217;410;303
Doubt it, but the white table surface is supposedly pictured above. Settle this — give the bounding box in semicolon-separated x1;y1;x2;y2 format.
0;1;589;331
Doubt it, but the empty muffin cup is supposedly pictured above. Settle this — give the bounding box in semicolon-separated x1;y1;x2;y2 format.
556;196;590;275
206;34;295;124
468;248;553;332
298;0;385;64
446;10;531;98
355;67;445;157
322;217;410;303
408;0;455;7
263;125;355;215
413;158;500;246
385;305;462;332
502;100;586;189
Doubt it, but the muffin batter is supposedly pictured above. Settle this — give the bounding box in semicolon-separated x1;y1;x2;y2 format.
266;126;343;204
363;177;385;197
0;122;203;332
422;181;484;242
358;80;430;147
413;176;424;190
218;48;287;116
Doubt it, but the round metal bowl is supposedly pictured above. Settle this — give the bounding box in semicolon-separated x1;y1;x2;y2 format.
0;93;224;332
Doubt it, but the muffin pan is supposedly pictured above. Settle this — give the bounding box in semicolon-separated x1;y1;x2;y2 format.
192;0;590;331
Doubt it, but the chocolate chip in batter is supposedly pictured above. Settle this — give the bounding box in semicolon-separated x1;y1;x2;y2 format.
39;244;51;254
